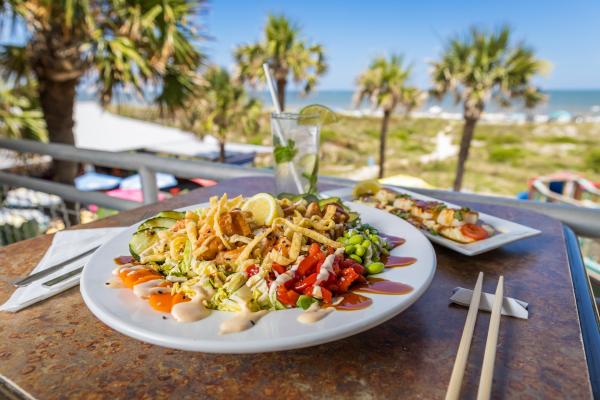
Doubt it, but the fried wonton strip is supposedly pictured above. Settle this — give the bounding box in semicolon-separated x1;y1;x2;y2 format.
324;204;337;220
272;218;343;248
193;234;217;258
238;228;273;262
269;249;294;266
185;220;198;244
288;232;302;261
185;210;199;222
230;234;252;244
309;216;334;231
169;236;187;260
228;195;244;210
213;194;233;249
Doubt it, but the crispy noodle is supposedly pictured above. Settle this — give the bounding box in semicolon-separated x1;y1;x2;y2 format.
272;218;343;248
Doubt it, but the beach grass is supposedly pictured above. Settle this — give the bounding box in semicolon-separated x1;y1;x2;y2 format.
109;104;600;197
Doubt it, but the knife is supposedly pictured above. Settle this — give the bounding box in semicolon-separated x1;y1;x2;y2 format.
42;266;85;287
12;246;99;287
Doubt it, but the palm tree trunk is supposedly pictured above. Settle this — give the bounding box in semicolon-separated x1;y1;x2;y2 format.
378;109;391;178
276;78;287;111
218;139;226;163
38;77;79;184
453;116;479;191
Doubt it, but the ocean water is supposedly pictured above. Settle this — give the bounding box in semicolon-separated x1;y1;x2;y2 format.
251;89;600;116
78;87;600;117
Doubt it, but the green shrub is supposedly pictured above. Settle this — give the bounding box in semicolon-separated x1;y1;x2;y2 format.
320;129;337;143
584;148;600;172
488;146;526;163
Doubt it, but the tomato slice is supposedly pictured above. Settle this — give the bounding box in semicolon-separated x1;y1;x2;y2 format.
246;264;259;277
461;223;489;240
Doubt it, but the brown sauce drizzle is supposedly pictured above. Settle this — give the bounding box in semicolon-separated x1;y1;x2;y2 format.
378;233;405;248
382;255;417;268
114;256;135;265
353;277;413;295
335;292;373;310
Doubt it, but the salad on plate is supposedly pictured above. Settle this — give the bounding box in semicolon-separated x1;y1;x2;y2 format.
109;193;415;334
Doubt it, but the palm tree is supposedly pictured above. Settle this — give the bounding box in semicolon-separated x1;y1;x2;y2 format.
0;0;203;184
0;83;46;141
196;66;262;162
234;14;327;111
400;86;427;117
430;26;547;191
354;54;413;178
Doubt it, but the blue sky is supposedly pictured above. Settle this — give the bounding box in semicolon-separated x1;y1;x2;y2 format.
201;0;600;90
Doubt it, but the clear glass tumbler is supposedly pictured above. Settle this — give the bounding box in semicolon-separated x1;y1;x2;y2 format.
271;113;320;195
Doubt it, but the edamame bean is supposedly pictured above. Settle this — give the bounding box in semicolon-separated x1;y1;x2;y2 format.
296;295;316;310
366;262;385;275
344;245;356;254
349;254;362;263
354;245;366;257
344;231;352;238
348;235;363;245
369;234;380;244
361;239;371;248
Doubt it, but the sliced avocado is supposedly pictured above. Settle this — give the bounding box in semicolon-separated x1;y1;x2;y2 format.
157;210;185;220
318;197;341;208
137;217;177;232
129;227;166;260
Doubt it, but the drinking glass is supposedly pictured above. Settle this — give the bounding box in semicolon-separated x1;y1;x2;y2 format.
271;113;320;195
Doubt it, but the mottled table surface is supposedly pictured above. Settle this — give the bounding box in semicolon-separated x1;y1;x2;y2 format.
0;177;592;399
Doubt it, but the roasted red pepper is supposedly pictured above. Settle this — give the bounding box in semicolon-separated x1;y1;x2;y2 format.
321;287;333;304
272;263;286;275
277;286;300;306
297;255;318;276
295;272;317;292
338;267;360;292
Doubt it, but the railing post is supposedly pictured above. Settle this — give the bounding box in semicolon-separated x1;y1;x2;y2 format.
139;167;159;204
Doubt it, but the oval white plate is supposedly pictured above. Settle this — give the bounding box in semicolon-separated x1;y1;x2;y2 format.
81;202;436;353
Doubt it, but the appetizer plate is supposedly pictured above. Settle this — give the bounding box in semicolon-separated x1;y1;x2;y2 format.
322;187;541;256
80;202;436;353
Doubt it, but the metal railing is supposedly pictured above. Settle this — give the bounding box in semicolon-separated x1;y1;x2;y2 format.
0;138;599;238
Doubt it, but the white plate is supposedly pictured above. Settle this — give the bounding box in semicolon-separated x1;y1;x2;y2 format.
80;202;436;353
323;187;541;256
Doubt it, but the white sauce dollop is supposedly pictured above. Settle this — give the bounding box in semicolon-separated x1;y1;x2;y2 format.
219;305;268;334
171;284;212;322
297;302;334;324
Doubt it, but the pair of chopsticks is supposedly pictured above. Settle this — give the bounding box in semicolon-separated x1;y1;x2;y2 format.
445;272;504;400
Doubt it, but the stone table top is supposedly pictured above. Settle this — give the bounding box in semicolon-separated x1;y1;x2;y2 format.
0;177;592;399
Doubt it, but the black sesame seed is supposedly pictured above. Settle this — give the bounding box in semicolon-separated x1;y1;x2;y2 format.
162;316;167;320
250;320;256;326
105;282;109;285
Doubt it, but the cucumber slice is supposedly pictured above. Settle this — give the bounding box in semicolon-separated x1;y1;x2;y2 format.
129;228;165;260
157;211;185;220
137;217;177;232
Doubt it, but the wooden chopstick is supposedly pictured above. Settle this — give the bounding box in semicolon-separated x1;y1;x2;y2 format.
445;271;484;400
477;276;504;400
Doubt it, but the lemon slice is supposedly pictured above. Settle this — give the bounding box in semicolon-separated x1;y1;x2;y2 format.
352;179;381;197
241;193;283;226
298;104;338;126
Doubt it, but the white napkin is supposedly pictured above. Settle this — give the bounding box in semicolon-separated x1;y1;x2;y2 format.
450;287;529;320
1;227;126;312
